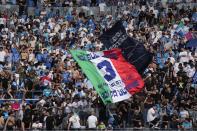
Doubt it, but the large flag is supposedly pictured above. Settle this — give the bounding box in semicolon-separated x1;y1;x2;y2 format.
70;49;144;104
70;50;112;104
99;21;153;73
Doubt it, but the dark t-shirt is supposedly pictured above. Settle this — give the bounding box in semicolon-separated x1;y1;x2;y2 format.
2;78;8;89
161;89;173;100
55;115;63;126
46;116;55;130
170;119;179;129
22;109;32;128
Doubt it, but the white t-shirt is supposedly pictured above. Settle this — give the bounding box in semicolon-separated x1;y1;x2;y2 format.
54;24;60;33
29;53;35;62
87;115;97;128
69;114;81;129
49;22;55;30
173;65;179;77
141;6;146;12
179;51;189;63
147;107;157;122
187;67;195;78
65;103;72;113
180;110;189;119
153;9;159;19
32;123;42;129
0;51;6;62
188;52;196;62
168;57;175;65
10;32;15;39
38;99;46;107
0;18;6;25
99;3;106;12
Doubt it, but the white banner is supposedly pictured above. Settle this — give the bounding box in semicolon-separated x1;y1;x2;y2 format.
91;57;131;103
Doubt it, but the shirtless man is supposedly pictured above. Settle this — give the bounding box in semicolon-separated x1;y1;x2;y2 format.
4;111;15;131
0;113;5;130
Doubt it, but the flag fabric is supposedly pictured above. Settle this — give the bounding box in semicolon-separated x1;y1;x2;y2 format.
70;50;112;104
70;49;144;104
99;21;153;73
90;56;144;95
97;48;144;94
100;48;126;62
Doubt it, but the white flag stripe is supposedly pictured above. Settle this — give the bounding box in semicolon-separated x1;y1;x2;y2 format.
91;57;131;103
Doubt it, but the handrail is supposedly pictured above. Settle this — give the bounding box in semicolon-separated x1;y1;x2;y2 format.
0;99;39;100
0;90;43;93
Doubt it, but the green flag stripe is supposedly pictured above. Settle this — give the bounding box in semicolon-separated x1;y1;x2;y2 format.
70;50;112;104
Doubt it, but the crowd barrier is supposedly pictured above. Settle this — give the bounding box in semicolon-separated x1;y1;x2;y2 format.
0;90;42;104
0;99;39;104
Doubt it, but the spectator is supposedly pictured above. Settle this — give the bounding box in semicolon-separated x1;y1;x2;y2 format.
67;111;81;130
147;106;159;128
97;121;106;130
45;111;55;130
87;111;98;129
3;111;15;131
0;113;5;130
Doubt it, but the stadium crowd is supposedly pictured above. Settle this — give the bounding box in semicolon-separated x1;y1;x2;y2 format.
0;0;197;130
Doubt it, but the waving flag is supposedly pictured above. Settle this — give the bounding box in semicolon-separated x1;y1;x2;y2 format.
91;56;144;95
99;21;153;73
70;49;144;104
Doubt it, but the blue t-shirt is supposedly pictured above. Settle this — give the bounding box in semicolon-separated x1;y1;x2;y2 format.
36;53;43;62
182;121;192;129
42;52;48;62
12;48;20;62
62;72;70;83
192;12;197;22
43;88;52;97
3;112;9;119
44;57;52;69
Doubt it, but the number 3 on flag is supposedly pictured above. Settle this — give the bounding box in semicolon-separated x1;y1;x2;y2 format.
97;60;116;81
